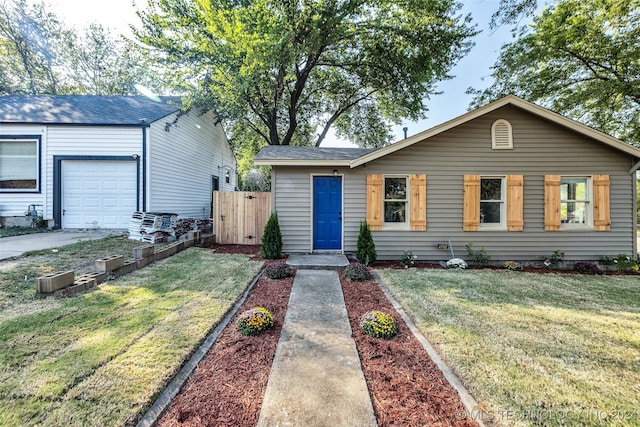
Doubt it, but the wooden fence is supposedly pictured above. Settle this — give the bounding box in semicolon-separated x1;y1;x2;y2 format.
213;191;271;245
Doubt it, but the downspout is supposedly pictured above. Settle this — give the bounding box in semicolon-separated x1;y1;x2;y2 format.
629;158;640;257
142;126;147;212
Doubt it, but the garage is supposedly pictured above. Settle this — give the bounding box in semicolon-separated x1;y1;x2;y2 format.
61;160;137;229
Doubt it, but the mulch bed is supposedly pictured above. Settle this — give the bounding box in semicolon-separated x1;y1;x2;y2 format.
340;272;478;427
153;244;480;426
155;272;294;427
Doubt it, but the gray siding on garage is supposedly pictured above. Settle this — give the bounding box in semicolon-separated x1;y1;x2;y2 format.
273;105;637;262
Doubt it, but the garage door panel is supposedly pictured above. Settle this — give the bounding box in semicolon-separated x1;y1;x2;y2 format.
62;160;137;229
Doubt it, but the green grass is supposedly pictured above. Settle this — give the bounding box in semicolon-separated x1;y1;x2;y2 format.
0;227;50;238
0;236;146;309
0;248;263;426
379;269;640;427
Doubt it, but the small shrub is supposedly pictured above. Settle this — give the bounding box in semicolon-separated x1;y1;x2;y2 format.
399;250;417;268
573;261;602;275
502;261;522;271
264;262;292;279
260;212;283;259
611;254;638;273
356;221;377;266
446;258;467;269
361;310;397;339
344;262;371;281
465;243;490;266
236;306;275;336
539;250;564;269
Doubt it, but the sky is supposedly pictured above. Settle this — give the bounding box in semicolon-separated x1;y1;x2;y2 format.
46;0;530;146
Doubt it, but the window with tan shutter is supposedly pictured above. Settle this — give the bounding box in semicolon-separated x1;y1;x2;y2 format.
544;174;610;231
491;119;513;149
465;174;523;231
367;173;426;231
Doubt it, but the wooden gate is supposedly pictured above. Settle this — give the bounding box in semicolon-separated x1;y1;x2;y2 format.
213;191;271;244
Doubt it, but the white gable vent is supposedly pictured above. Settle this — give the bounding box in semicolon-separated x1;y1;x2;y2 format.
492;119;513;149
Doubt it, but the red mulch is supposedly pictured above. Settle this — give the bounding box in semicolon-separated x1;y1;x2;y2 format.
155;245;634;425
155;273;294;427
340;273;479;427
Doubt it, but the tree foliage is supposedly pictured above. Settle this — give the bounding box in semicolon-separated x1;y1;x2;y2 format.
0;0;70;94
135;0;475;147
470;0;640;145
0;0;160;95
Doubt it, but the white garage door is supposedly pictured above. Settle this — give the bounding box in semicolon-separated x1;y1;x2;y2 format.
62;160;137;229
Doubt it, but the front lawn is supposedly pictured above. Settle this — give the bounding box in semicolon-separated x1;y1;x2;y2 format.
379;269;640;427
0;248;263;426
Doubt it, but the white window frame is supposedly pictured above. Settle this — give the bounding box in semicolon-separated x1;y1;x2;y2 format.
383;175;409;230
560;176;592;229
0;137;40;193
479;176;506;230
491;119;513;149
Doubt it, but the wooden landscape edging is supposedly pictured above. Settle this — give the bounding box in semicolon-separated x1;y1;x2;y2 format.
213;191;271;245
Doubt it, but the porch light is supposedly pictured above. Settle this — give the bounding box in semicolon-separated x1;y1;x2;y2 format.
333;169;338;177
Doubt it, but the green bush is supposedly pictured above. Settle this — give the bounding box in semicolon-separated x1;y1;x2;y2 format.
539;250;564;269
260;211;283;259
344;262;371;281
236;307;275;336
264;262;292;279
360;310;397;339
465;242;490;266
399;250;416;268
356;221;377;266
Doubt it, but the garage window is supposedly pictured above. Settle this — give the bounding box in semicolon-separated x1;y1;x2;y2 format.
0;138;40;191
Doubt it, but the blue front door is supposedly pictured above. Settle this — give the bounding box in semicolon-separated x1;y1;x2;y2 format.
313;176;342;250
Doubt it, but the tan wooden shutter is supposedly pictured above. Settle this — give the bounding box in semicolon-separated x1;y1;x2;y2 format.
410;174;427;231
593;174;610;231
366;174;383;231
507;175;524;231
544;175;561;231
463;175;480;231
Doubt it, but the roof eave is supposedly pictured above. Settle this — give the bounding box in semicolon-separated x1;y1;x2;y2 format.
254;159;353;167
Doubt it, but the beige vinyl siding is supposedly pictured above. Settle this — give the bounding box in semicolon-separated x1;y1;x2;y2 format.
148;110;235;218
273;105;636;262
46;126;142;220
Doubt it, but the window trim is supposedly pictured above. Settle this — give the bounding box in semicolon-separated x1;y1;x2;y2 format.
0;135;42;193
383;175;409;230
491;119;513;149
479;176;506;230
560;175;592;230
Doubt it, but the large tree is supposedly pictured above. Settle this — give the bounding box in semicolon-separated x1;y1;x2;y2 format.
0;0;161;95
470;0;640;145
0;0;71;94
135;0;475;147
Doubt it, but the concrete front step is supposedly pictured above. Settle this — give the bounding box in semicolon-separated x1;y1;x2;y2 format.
286;254;350;270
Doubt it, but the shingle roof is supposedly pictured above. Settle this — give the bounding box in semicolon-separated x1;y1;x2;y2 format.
255;145;376;161
0;95;183;126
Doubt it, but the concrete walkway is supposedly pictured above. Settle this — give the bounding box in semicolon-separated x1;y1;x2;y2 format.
257;267;377;427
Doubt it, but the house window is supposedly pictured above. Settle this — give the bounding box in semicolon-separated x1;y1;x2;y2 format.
0;138;39;191
384;176;408;225
491;119;513;149
480;177;505;228
561;177;589;226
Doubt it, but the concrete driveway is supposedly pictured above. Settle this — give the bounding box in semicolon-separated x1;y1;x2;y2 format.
0;230;126;260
